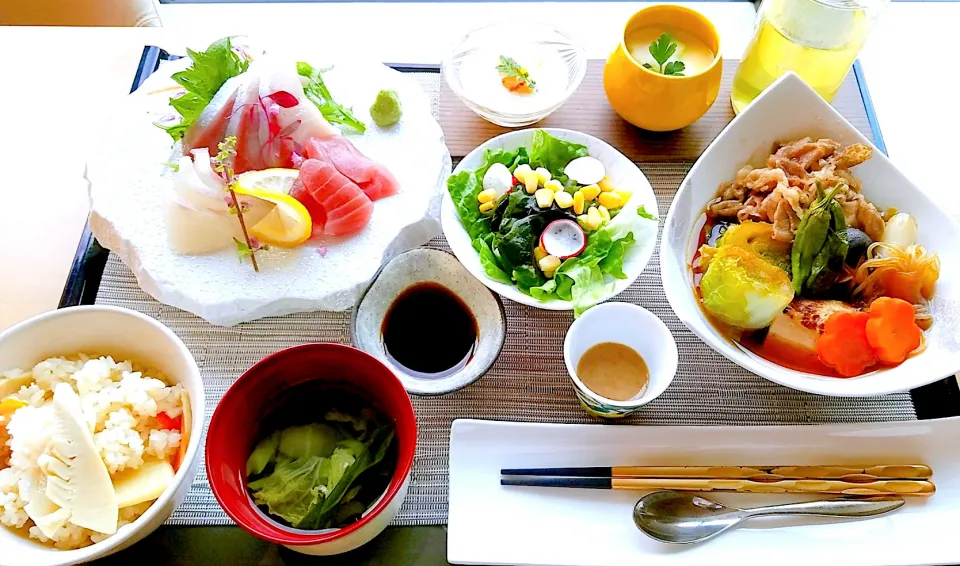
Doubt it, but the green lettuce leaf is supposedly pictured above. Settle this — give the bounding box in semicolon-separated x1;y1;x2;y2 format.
297;62;367;134
472;238;512;284
529;130;588;178
599;231;635;279
158;37;249;142
447;171;491;241
247;455;331;526
298;426;395;530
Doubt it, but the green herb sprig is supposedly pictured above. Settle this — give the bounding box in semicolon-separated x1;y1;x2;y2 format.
214;136;267;271
643;33;686;76
496;55;536;91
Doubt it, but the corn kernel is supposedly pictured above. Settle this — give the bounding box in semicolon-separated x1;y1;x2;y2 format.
573;191;585;215
616;187;633;199
580;184;601;201
535;188;555;208
535;167;552;185
479;201;495;213
598;205;611;222
477;188;497;203
514;164;533;179
586;206;602;230
598;177;616;193
544;179;564;193
538;254;561;273
576;214;590;230
554;191;574;209
534;246;548;262
525;176;539;194
598;192;622;209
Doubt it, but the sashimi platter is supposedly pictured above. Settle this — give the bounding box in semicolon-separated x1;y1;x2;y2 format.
88;38;451;325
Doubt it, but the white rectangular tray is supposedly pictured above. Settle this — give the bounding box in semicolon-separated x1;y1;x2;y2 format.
448;418;960;566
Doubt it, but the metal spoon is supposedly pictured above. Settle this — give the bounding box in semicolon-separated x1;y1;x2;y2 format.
633;491;904;544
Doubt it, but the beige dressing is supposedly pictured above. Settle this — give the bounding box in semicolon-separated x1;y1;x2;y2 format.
576;342;650;401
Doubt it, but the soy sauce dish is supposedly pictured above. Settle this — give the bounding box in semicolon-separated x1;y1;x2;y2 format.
352;249;506;395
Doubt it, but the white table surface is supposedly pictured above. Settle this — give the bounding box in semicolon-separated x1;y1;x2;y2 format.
2;1;958;333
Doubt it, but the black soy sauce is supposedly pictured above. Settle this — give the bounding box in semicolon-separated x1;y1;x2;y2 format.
381;282;478;379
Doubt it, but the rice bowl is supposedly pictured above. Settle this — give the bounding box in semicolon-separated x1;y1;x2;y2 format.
0;306;204;566
0;355;187;549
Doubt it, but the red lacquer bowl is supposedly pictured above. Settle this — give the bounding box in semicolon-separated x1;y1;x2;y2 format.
205;343;417;555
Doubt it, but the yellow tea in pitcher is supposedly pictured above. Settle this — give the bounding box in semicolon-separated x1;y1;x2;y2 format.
731;0;886;114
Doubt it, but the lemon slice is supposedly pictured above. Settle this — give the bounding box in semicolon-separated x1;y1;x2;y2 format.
235;168;300;195
232;169;312;247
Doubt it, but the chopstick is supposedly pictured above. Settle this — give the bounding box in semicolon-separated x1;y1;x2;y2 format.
500;465;932;481
500;476;935;497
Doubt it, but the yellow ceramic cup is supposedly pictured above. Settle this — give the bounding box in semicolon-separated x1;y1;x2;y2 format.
604;5;723;132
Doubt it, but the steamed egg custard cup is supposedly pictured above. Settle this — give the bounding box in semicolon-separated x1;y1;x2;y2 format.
563;302;678;418
604;5;723;131
0;306;204;566
205;343;416;556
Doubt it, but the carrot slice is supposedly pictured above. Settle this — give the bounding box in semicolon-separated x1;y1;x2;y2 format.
866;297;922;364
815;310;878;377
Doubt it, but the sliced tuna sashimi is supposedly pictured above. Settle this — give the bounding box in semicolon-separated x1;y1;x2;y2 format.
289;178;326;235
305;137;400;201
325;199;374;237
295;159;373;236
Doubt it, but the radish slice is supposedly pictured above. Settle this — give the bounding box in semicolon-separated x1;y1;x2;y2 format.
540;219;587;259
482;162;513;197
564;156;605;186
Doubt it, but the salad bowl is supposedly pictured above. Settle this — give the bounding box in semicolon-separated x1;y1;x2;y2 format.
441;128;659;312
660;72;960;397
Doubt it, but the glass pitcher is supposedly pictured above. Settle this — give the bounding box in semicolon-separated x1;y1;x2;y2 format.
731;0;888;114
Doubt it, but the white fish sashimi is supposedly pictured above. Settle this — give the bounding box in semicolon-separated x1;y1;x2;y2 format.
256;60;340;144
181;58;340;174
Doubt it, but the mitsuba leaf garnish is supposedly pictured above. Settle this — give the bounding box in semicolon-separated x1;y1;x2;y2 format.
645;33;686;76
157;37;250;142
497;55;536;93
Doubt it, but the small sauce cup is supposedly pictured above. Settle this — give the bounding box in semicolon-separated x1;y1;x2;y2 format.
563;302;678;418
603;5;723;131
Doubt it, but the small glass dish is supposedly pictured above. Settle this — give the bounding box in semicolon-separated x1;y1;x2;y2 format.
442;23;587;127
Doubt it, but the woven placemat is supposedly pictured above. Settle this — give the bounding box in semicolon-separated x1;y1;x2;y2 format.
92;73;915;527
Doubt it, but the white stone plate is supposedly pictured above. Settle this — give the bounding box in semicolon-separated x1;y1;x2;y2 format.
88;54;451;326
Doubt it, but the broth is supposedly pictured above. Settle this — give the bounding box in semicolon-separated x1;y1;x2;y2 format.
381;282;478;379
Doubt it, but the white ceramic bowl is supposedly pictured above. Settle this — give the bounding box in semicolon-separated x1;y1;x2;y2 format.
0;306;205;566
660;72;960;397
442;23;586;127
563;302;677;417
441;128;660;310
